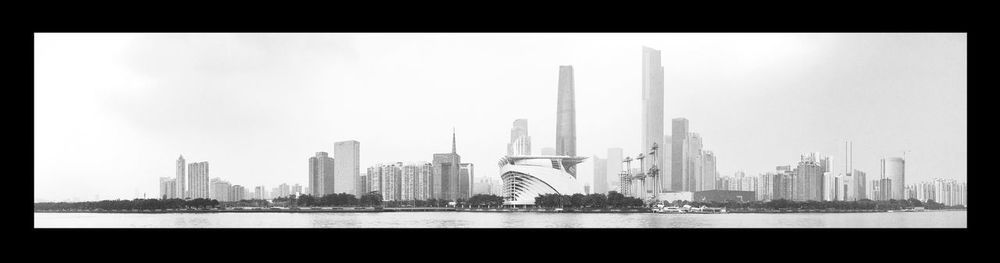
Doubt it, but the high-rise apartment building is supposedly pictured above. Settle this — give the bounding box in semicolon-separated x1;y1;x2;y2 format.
641;46;666;194
309;152;335;196
702;151;717;191
175;155;186;199
187;161;209;199
507;119;531;156
159;177;176;199
209;178;231;202
230;185;245;201
793;156;824;201
334;140;360;195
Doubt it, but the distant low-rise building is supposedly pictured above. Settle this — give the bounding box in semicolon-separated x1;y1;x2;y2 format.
694;190;756;202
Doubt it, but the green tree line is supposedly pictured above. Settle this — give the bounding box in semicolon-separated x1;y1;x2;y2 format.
675;198;964;211
34;198;220;211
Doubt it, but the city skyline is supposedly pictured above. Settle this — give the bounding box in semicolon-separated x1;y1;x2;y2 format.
34;33;966;202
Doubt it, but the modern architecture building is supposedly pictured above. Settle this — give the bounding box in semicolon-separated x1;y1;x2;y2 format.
507;119;531;156
459;163;474;199
556;66;578;177
309;152;335;196
498;155;586;205
641;46;665;193
334;140;360;195
593;156;607;194
432;130;461;200
671;118;689;192
187;161;209;199
702;151;717;191
175;155;186;199
881;157;905;200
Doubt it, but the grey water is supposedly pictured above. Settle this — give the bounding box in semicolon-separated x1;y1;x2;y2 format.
34;210;967;228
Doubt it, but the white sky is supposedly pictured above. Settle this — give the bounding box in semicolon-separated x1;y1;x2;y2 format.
34;33;967;201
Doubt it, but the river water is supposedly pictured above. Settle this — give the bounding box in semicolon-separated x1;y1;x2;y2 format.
34;210;967;228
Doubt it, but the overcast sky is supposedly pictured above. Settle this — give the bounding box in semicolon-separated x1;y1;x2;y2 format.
34;33;966;201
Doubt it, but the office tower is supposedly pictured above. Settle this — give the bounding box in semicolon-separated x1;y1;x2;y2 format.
606;148;623;192
881;157;905;200
688;133;703;191
854;169;867;200
334;140;361;195
459;163;474;199
593;156;607;194
309;152;335;196
702;151;717;191
556;65;577;159
432;129;461;200
507;119;531;156
671;118;689;192
159;177;175;199
793;155;824;201
175;155;186;199
641;46;665;193
186;161;209;199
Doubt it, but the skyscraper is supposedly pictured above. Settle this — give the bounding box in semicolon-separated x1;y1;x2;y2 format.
432;129;461;200
309;152;335;196
507;119;531;156
187;161;209;199
882;157;905;200
702;151;717;191
671;118;689;192
606;148;623;192
593;156;607;194
556;66;576;160
688;133;703;191
642;46;665;193
175;155;186;199
334;140;360;195
459;163;474;199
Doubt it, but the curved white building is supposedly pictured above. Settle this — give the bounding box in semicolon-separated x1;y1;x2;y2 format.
499;155;586;205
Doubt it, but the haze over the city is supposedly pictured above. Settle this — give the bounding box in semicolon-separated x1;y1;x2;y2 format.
34;33;966;202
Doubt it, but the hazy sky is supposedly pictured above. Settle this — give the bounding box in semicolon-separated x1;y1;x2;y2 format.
34;33;966;201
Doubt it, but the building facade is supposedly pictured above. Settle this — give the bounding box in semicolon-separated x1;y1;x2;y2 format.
606;148;623;192
459;163;474;199
507;119;531;156
159;177;176;199
556;66;578;177
432;130;461;200
671;118;689;192
187;161;210;199
881;157;905;200
641;46;666;193
309;152;335;196
593;156;607;194
334;140;360;196
175;155;186;199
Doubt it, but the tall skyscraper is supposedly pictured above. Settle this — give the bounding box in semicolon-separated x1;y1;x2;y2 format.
507;119;531;156
432;129;461;200
671;118;689;192
882;157;905;200
702;151;717;191
593;156;607;194
606;148;623;192
641;46;665;193
688;133;703;191
334;140;361;195
175;155;186;199
459;163;474;199
556;66;577;160
309;152;335;196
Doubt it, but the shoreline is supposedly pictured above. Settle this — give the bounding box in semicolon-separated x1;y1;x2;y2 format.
33;208;967;214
